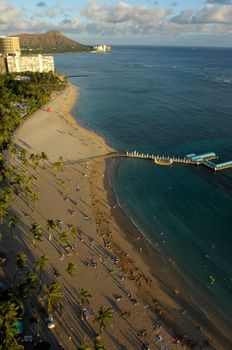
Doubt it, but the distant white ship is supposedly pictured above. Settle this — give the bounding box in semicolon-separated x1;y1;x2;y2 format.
92;44;112;53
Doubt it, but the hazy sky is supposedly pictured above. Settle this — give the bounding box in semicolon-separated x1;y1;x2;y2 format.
1;0;232;47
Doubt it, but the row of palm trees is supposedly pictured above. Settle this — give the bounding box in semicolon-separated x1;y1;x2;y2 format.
0;148;112;349
0;238;112;347
0;72;69;349
29;217;78;249
0;148;51;226
0;75;113;348
77;306;112;349
0;144;62;348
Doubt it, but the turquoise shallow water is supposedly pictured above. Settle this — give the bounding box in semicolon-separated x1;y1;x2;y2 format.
55;46;232;337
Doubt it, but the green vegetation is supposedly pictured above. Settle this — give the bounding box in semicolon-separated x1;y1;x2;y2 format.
79;287;92;307
0;72;67;152
78;343;105;350
78;345;92;350
30;221;43;246
66;262;77;276
53;156;64;171
0;301;24;349
0;72;67;348
46;219;57;231
94;307;112;334
40;282;64;314
21;46;93;55
0;72;108;349
12;252;27;284
36;255;49;291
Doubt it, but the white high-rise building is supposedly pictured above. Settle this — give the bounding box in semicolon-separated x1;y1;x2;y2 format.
6;53;54;73
0;35;55;74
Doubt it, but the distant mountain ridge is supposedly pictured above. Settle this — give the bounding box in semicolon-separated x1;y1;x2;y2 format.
17;30;92;53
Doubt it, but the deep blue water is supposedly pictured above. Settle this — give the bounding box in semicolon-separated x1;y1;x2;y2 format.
55;46;232;334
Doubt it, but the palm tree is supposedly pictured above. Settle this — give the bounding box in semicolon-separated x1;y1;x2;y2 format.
9;143;17;158
8;214;18;237
22;184;32;198
20;149;29;167
16;252;27;268
8;214;18;229
70;226;77;238
36;255;49;276
58;231;69;247
25;272;38;292
36;255;49;290
53;156;64;171
46;219;57;231
11;172;25;187
94;307;112;334
40;282;64;314
26;175;36;187
30;221;43;246
8;282;29;301
40;151;48;161
78;345;92;350
79;288;92;307
0;300;23;349
12;252;27;284
22;155;29;167
53;161;63;171
0;200;9;223
2;186;15;201
66;263;77;276
30;153;41;169
30;191;39;210
2;167;13;182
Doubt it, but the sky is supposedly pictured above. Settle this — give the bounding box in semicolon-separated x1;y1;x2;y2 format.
1;0;232;47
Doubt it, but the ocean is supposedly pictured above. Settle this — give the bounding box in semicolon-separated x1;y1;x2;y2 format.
55;46;232;340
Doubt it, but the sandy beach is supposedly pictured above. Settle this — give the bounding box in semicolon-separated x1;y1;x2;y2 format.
1;83;228;349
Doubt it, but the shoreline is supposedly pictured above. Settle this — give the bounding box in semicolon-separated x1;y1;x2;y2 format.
104;159;232;350
3;82;230;349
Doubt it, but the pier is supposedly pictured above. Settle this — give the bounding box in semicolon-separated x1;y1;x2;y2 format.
212;161;232;171
123;151;232;172
57;151;232;173
125;151;196;165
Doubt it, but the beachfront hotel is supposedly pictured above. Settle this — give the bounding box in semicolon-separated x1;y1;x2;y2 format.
5;53;54;73
93;44;112;52
0;35;54;74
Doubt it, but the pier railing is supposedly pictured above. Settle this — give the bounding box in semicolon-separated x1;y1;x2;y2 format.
52;151;232;173
124;151;196;164
121;151;232;172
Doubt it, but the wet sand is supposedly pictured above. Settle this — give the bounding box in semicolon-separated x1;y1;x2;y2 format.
1;83;230;349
